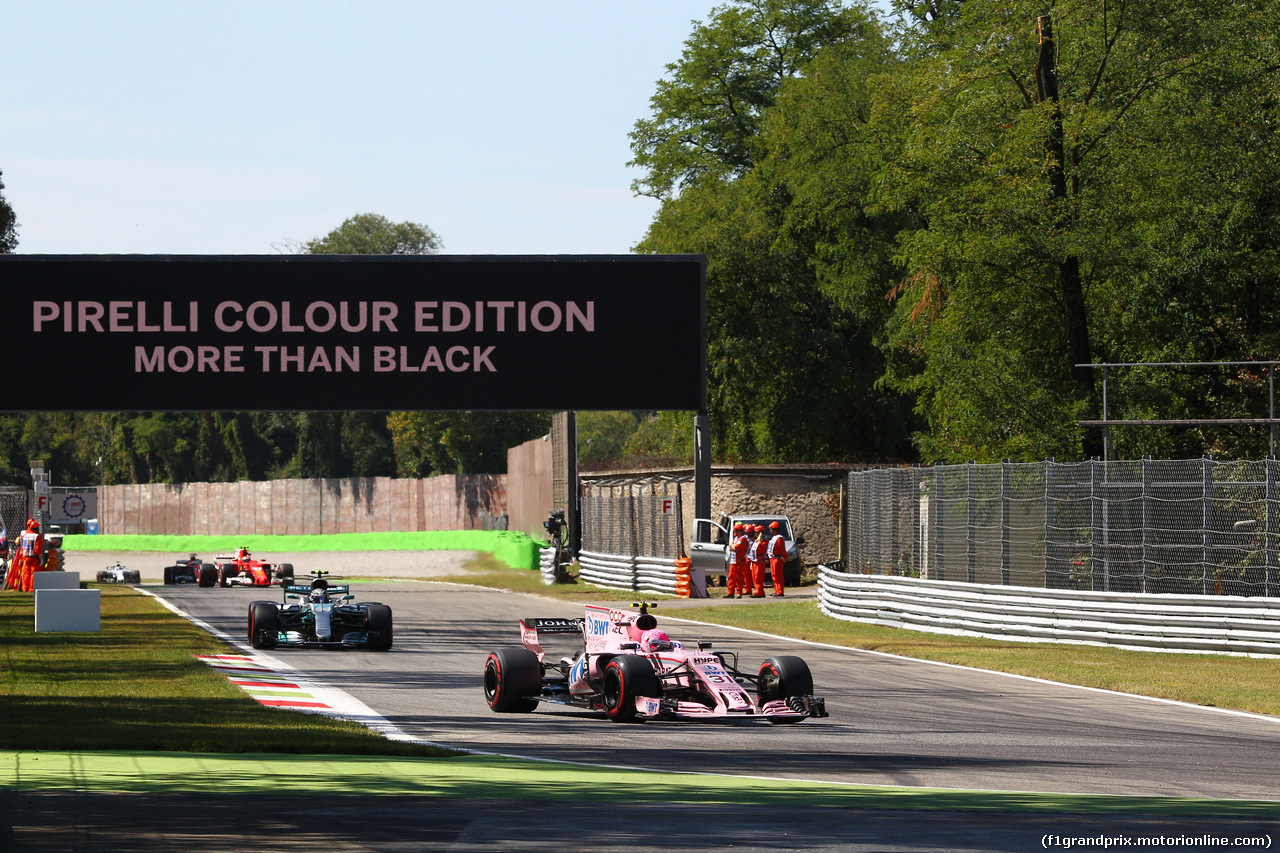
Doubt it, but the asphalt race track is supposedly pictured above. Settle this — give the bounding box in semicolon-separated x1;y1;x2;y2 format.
150;578;1280;801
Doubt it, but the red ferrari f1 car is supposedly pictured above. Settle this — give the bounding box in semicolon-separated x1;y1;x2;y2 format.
214;547;294;588
483;602;827;723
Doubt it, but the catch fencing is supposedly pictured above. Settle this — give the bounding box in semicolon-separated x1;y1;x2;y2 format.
575;477;689;593
844;458;1280;597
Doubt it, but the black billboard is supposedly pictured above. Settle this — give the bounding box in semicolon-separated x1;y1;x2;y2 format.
5;254;706;412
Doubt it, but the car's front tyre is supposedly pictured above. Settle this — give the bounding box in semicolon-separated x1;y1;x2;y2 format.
601;655;660;723
249;601;279;649
756;655;813;723
364;604;393;650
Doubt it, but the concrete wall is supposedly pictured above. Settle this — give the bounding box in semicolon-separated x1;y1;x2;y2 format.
100;475;506;535
703;469;844;566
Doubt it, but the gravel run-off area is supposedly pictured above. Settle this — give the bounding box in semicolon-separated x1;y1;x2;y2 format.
63;550;477;582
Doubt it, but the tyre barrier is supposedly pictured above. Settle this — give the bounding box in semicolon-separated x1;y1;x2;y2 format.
818;566;1280;656
674;557;692;598
539;545;559;585
577;550;682;596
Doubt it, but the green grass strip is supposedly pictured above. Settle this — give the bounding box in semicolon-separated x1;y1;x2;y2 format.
3;751;1277;818
61;531;544;569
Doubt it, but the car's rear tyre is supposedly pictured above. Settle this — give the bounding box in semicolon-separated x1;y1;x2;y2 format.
198;564;218;587
602;655;660;723
163;566;175;585
757;655;813;723
249;601;279;649
483;647;541;713
364;604;393;651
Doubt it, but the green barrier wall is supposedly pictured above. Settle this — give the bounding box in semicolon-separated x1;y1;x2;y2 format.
61;531;544;570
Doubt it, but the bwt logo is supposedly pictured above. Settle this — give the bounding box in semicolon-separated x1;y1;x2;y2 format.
586;616;610;637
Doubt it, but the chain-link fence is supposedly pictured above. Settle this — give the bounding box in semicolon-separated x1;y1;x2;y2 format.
844;458;1280;597
1;487;28;542
579;477;690;559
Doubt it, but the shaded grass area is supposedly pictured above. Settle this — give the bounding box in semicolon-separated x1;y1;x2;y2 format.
0;586;453;756
6;751;1280;818
450;556;1280;718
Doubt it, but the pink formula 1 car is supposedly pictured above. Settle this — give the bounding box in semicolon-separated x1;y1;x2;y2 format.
483;602;827;723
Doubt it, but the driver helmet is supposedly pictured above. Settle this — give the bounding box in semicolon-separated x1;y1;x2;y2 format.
640;628;676;653
309;587;328;602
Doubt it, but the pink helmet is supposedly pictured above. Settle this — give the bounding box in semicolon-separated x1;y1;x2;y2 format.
640;629;675;652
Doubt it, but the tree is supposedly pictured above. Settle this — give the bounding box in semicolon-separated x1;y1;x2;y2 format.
633;0;917;463
629;0;883;199
0;170;18;252
386;411;551;476
304;212;442;255
577;411;642;471
873;0;1275;461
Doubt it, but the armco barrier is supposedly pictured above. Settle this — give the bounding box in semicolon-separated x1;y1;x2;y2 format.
818;567;1280;656
577;550;682;596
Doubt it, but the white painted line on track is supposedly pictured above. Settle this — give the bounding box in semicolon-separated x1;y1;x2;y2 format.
659;610;1280;727
139;587;444;746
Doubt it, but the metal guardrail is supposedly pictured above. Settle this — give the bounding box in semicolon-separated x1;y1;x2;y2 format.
576;550;681;595
817;566;1280;656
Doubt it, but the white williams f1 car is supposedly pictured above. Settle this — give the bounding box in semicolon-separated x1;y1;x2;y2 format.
96;562;142;584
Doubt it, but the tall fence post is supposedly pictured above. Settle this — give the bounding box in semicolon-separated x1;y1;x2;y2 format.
1202;455;1213;596
1142;455;1153;594
966;462;977;584
1045;458;1056;588
1089;458;1102;591
1268;457;1278;598
934;465;945;582
1000;459;1011;585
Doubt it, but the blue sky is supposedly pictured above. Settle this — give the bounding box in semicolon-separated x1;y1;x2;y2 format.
3;2;733;255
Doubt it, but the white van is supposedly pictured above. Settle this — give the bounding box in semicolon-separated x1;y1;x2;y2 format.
689;513;804;587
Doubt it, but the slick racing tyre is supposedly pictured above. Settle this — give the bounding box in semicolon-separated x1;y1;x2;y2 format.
249;601;280;650
163;566;175;585
364;604;393;651
277;563;294;584
602;655;660;723
484;647;541;713
756;655;813;723
198;564;218;587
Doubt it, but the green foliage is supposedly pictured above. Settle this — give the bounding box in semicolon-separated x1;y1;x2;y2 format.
577;411;642;471
634;0;1280;463
303;212;443;255
387;411;551;476
629;0;882;199
634;1;917;463
623;411;696;465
